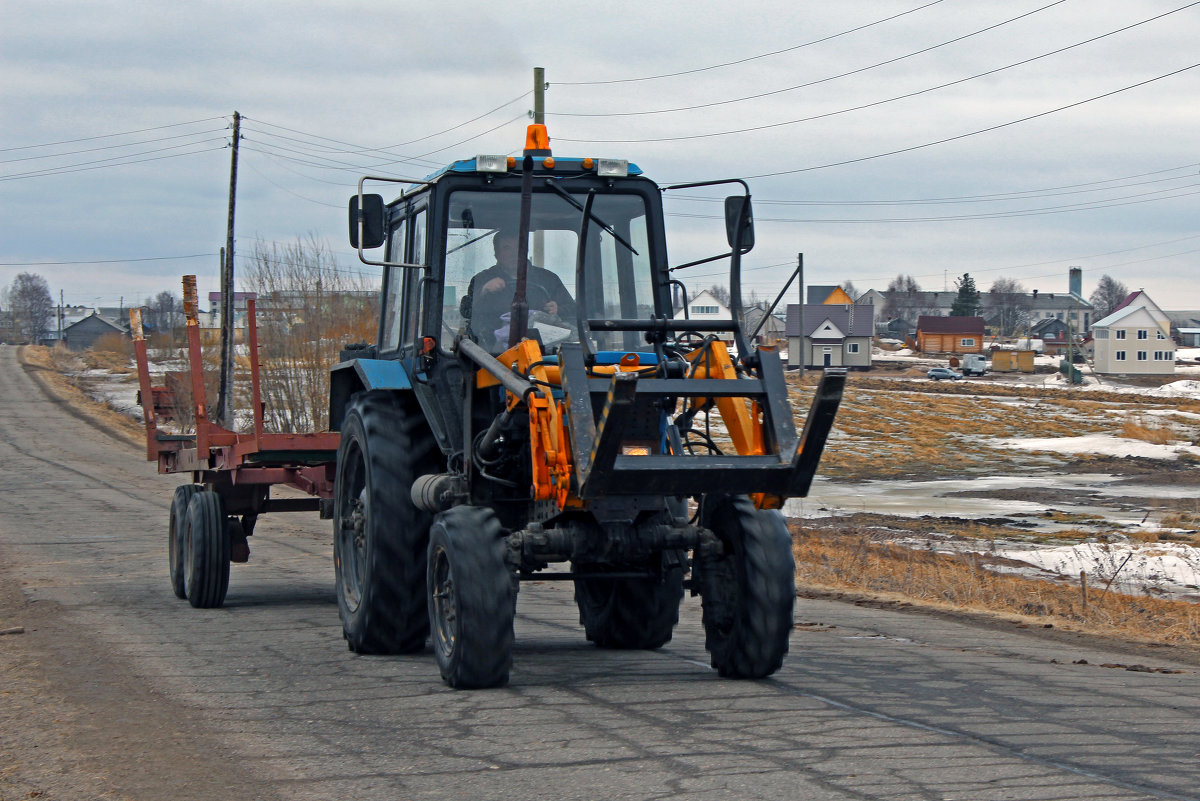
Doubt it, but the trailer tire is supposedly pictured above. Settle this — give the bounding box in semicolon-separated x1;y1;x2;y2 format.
697;496;795;678
334;392;437;655
184;491;231;609
427;506;515;689
573;558;683;649
169;484;202;599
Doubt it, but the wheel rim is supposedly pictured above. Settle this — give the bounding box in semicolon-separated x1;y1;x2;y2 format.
429;544;457;660
336;444;367;612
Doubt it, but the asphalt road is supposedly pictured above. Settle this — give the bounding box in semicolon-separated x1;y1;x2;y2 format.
2;342;1200;801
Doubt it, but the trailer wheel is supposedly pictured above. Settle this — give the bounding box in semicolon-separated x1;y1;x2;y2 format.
334;392;436;654
696;496;795;678
169;484;202;599
184;491;231;609
427;506;515;689
573;557;683;649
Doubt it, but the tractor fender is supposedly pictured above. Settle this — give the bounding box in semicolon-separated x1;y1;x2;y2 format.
329;358;414;431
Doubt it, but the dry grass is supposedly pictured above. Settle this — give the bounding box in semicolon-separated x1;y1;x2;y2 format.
788;372;1200;480
793;522;1200;645
1122;415;1174;444
17;346;144;446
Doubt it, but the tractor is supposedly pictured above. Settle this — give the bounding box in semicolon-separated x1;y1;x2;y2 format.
332;124;845;688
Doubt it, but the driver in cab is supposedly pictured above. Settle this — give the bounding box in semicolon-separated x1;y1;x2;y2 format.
462;228;576;348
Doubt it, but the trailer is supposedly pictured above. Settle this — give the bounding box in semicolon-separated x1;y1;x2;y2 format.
131;275;340;608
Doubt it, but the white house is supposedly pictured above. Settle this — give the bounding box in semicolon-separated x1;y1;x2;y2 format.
1091;290;1174;376
685;289;729;323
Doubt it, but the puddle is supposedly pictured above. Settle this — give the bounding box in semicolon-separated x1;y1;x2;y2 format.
787;474;1130;523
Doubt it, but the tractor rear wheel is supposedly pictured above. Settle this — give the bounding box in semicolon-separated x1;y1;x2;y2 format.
427;506;515;689
184;491;231;609
169;483;202;599
696;495;795;678
334;391;437;654
573;557;683;649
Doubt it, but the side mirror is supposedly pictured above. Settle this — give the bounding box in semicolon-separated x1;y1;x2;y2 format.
724;195;754;253
348;194;386;249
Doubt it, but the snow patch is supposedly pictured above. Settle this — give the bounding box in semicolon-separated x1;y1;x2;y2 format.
990;434;1200;460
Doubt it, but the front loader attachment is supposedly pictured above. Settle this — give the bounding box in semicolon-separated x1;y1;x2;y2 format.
557;343;845;502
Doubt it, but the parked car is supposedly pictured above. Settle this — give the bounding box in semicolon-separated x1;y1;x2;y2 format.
927;367;962;381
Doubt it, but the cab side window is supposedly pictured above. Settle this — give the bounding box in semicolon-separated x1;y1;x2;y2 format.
402;209;428;349
381;216;408;351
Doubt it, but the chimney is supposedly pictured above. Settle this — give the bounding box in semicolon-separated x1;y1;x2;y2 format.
1069;267;1082;298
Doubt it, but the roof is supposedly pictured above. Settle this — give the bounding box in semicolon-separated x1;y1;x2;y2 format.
806;286;839;304
917;315;985;334
743;307;785;333
1092;303;1159;329
1030;317;1068;336
63;312;123;333
1029;292;1090;310
425;156;643;182
785;304;874;338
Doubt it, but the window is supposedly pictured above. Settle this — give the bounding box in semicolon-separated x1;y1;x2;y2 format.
442;189;654;353
381;216;409;351
960;337;975;347
1157;330;1166;339
846;342;860;354
1137;351;1147;361
1137;329;1148;340
691;305;719;315
1154;351;1171;361
1115;350;1126;361
1094;328;1108;339
1115;329;1126;340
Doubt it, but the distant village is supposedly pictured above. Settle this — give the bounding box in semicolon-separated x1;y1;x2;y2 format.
688;267;1193;377
2;266;1192;378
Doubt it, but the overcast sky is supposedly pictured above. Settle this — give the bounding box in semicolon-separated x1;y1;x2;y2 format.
2;1;1197;313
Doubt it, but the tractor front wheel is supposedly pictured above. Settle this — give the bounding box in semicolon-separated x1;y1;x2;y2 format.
427;506;515;689
696;495;795;678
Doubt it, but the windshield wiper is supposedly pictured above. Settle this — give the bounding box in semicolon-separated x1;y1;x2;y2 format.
543;180;639;256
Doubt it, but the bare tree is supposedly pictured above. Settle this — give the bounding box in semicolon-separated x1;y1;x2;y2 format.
882;274;922;319
1089;274;1129;319
986;277;1031;337
706;284;731;307
242;237;378;432
9;272;54;343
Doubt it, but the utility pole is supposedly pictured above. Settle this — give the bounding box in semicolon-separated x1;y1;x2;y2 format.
58;290;63;343
797;253;804;378
533;67;546;124
217;110;240;429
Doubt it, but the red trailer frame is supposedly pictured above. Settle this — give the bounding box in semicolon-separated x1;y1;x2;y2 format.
131;276;340;520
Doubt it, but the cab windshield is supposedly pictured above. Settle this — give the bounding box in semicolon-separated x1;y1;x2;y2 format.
442;189;655;353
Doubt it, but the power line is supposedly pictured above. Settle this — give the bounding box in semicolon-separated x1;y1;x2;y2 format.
554;0;946;86
667;162;1200;207
241;158;344;208
0;127;230;165
555;0;1074;117
244;90;530;154
667;181;1200;223
559;7;1200;146
0;253;216;267
0;116;228;154
0;144;227;182
740;63;1200;181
